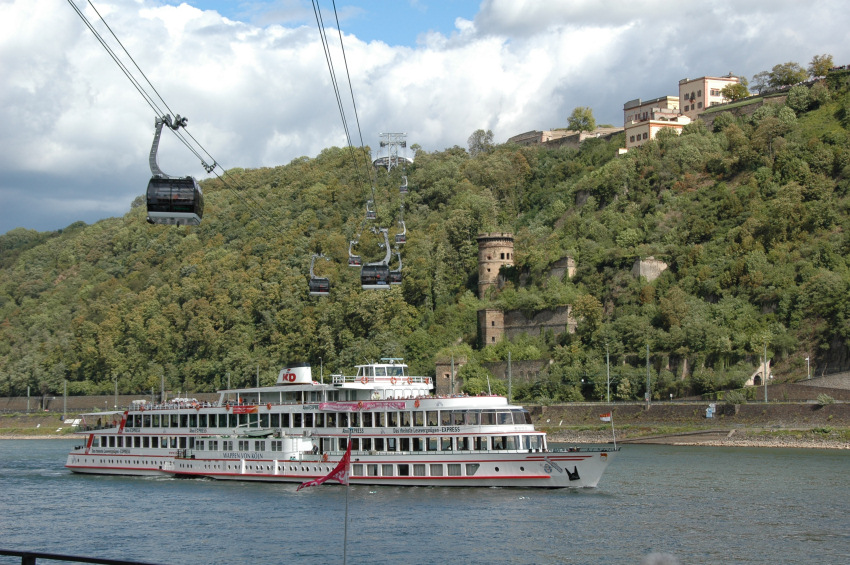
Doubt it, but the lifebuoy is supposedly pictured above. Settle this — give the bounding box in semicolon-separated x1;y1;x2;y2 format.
360;376;368;385
266;403;272;410
357;401;364;410
414;399;420;408
406;377;413;385
390;377;397;385
195;405;200;411
225;403;230;411
322;453;329;462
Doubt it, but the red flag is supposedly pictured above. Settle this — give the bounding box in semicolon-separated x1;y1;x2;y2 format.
297;441;352;491
599;412;612;422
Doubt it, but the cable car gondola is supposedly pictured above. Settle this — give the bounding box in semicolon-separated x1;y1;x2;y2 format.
389;251;402;285
360;228;391;290
146;115;204;226
399;175;408;194
365;199;377;220
395;220;406;245
308;254;330;296
348;240;362;267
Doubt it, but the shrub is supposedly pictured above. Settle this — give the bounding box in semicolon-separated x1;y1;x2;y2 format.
816;393;835;406
724;390;747;405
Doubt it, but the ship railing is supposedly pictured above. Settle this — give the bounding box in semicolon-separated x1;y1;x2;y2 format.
332;375;432;385
0;548;161;565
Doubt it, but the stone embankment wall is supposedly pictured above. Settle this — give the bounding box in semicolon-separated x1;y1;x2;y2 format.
528;402;850;428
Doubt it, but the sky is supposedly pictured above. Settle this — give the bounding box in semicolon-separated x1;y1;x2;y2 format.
1;0;849;235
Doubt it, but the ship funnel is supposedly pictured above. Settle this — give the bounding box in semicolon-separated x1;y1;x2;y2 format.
277;363;313;384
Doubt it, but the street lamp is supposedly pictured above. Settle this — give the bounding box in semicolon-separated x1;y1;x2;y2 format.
605;342;611;404
805;356;810;380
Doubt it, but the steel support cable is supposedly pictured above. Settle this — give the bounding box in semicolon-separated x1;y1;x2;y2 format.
69;0;280;224
331;0;379;202
312;0;376;221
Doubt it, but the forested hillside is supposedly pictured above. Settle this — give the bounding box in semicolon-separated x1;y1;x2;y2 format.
2;74;850;402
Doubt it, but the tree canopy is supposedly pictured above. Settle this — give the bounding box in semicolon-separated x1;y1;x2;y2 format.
568;107;597;133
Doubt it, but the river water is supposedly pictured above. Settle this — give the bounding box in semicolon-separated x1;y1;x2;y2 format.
0;440;847;564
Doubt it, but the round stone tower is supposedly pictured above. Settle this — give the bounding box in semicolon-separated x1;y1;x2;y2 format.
477;232;514;299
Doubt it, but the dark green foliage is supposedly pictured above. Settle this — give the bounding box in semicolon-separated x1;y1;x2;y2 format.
3;80;850;401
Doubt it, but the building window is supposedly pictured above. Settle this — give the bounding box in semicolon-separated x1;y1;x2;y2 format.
684;105;689;112
630;135;635;142
697;102;703;108
500;253;505;260
491;321;495;326
643;132;648;139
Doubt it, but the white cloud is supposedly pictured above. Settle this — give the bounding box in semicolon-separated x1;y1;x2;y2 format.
1;0;849;233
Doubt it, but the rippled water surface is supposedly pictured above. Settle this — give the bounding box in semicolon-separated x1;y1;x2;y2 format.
1;440;847;564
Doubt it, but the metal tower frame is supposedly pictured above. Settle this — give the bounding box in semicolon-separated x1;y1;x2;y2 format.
378;132;407;172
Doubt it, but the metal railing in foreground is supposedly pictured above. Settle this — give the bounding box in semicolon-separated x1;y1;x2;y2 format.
0;549;162;565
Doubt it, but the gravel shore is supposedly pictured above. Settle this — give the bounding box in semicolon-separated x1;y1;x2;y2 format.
547;429;849;449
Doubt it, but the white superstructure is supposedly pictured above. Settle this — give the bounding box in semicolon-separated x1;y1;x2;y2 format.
66;359;617;488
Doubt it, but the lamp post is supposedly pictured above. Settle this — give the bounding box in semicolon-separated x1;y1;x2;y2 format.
113;376;118;409
763;341;768;403
805;356;810;380
605;342;611;404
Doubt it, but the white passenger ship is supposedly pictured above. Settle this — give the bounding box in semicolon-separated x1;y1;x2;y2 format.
66;359;617;488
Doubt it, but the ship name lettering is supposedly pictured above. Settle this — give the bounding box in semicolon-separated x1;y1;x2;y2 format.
189;427;207;433
223;452;264;460
441;426;460;433
123;427;140;433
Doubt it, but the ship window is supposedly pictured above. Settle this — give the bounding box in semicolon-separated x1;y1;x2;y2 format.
339;438;348;451
352;464;362;476
426;411;438;426
340;413;350;428
400;438;410;451
151;437;158;448
465;411;480;425
427;437;438;451
324;413;335;427
481;411;495;425
142;437;149;448
116;437;123;448
466;463;480;476
151;415;159;427
188;414;197;427
447;464;461;476
228;414;238;428
367;464;379;476
506;436;518;450
237;414;247;426
381;464;394;477
387;412;398;427
179;437;187;449
362;412;373;427
260;414;269;427
189;438;195;449
492;436;505;450
170;414;179;427
514;410;531;424
362;437;372;451
143;415;151;427
497;411;512;425
414;464;426;476
281;413;290;428
223;440;232;451
430;464;443;476
440;411;451;426
474;436;488;450
398;464;410;476
293;413;302;427
386;438;397;452
400;412;410;426
132;437;139;448
440;437;452;451
413;411;424;426
210;440;218;450
456;437;469;450
180;415;188;427
91;437;100;447
412;437;423;451
349;438;360;451
304;413;313;427
453;411;464;425
374;438;385;451
198;414;207;427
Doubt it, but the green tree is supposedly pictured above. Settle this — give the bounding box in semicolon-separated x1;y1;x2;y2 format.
568;106;596;133
808;54;834;78
721;83;749;101
751;71;770;94
467;129;494;157
768;62;808;88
